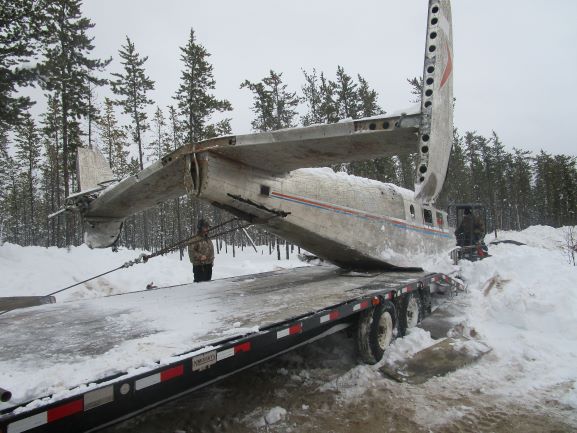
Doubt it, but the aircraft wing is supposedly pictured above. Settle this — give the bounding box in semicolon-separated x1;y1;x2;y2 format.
208;112;420;174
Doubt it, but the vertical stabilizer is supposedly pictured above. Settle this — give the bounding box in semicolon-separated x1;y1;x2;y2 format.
76;147;115;192
415;0;453;203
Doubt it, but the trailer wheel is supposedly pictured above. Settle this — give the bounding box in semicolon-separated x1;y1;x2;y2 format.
397;292;422;337
357;301;396;365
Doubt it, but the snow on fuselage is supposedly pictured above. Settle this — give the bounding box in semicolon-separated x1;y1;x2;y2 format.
199;154;454;270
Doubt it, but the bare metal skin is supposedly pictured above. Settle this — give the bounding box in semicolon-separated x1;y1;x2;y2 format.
69;0;454;271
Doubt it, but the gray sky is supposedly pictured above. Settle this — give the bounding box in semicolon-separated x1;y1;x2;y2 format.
79;0;577;156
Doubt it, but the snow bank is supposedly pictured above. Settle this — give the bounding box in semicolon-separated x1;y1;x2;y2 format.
458;236;577;403
0;242;306;302
320;225;577;410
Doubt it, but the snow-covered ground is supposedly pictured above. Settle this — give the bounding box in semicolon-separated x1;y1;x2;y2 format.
1;225;577;431
0;242;306;302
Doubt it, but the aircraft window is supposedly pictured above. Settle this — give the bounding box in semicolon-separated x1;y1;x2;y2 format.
423;209;433;225
409;204;415;219
260;185;270;196
436;211;444;227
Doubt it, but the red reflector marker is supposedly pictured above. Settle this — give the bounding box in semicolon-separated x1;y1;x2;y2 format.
47;399;84;423
289;323;302;335
160;365;184;382
234;342;251;354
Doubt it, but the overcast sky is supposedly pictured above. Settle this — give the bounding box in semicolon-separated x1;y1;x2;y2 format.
79;0;577;157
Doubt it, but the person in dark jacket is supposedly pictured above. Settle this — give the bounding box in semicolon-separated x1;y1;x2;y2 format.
455;208;485;246
188;219;215;282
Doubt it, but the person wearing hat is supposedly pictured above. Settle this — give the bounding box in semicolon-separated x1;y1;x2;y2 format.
188;218;215;282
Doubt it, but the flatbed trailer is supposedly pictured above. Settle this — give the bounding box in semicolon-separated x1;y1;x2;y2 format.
0;266;462;433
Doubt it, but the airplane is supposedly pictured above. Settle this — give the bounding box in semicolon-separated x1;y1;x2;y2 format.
66;0;455;271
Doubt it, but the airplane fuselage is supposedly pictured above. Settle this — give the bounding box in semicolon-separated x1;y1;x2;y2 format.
198;154;454;270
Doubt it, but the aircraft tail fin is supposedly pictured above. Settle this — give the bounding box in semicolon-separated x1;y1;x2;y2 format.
76;147;116;192
415;0;454;203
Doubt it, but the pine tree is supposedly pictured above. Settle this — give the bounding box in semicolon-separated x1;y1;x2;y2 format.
301;69;323;126
241;70;299;131
41;0;110;192
174;29;232;144
86;79;101;149
99;98;129;177
357;75;382;118
14;115;42;244
407;77;423;103
0;0;45;128
334;66;358;120
111;36;154;171
41;0;110;245
0;128;21;243
148;106;171;161
318;72;338;124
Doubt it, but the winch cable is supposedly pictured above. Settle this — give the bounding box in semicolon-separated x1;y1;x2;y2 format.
0;218;254;316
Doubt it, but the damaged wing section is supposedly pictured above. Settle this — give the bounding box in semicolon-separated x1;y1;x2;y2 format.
75;114;422;247
209;112;421;174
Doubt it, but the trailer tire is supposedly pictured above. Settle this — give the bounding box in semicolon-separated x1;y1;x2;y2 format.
398;292;422;337
357;301;396;365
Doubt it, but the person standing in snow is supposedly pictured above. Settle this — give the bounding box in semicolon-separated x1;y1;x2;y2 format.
455;208;485;246
188;219;215;283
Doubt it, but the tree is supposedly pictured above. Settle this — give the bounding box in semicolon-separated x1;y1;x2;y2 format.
334;66;358;120
111;36;154;171
0;128;21;243
14;115;42;244
241;70;299;131
318;72;339;124
0;0;45;128
174;29;232;144
99;98;129;177
41;0;110;244
301;69;323;126
407;77;423;103
357;75;382;118
148;106;171;161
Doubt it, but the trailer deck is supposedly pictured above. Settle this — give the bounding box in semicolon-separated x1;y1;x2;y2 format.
0;265;461;433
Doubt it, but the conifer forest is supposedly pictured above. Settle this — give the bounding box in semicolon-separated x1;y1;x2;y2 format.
1;0;576;252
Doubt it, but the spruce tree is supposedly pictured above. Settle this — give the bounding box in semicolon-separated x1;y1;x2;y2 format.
0;0;45;128
99;98;128;177
301;69;323;126
334;66;358;120
41;0;110;244
407;77;423;103
148;106;171;161
40;95;64;245
0;128;21;243
110;36;155;171
174;29;232;144
241;70;299;131
318;72;339;124
14;115;41;244
357;75;382;118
